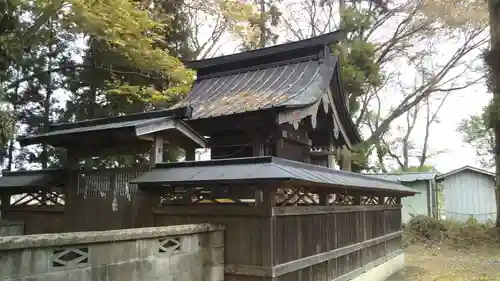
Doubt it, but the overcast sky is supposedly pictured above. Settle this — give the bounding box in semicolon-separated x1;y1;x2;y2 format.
21;3;490;175
191;4;491;174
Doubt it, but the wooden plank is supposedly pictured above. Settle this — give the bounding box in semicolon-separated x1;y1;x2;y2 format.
225;264;273;277
260;188;276;267
2;206;64;213
271;231;402;277
222;231;402;278
332;249;403;281
272;205;402;216
152;205;266;217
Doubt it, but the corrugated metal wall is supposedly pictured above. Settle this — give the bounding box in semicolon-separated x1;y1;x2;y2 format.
401;181;429;223
441;170;496;223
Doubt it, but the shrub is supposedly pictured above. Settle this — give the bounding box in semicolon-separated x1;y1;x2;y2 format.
405;215;447;244
404;215;498;248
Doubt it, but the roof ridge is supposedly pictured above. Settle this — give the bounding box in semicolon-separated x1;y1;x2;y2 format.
186;30;344;74
196;55;319;80
47;107;192;131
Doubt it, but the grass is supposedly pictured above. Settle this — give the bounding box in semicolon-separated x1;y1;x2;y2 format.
388;215;500;281
387;243;500;281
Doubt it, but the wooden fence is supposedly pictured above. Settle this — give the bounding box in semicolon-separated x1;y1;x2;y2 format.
153;203;403;281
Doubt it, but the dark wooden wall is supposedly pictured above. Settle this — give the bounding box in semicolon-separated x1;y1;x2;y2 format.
0;171;405;281
152;189;404;281
1;207;63;234
62;169;155;232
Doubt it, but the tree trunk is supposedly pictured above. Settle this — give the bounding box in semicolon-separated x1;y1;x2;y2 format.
487;0;500;228
258;0;266;47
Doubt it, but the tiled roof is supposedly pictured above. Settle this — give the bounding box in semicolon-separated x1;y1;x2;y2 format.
174;58;331;119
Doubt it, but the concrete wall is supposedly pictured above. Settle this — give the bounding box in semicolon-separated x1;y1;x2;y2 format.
0;220;24;237
0;223;224;281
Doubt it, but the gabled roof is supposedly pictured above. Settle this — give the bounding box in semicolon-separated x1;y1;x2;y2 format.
0;169;65;190
132;156;417;196
436;165;495;180
173;30;361;145
366;172;437;183
18;107;207;149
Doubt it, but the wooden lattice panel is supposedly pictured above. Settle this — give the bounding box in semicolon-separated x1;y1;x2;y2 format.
331;194;355;205
384;196;397;204
11;191;65;206
361;195;380;205
160;186;255;205
276;187;319;206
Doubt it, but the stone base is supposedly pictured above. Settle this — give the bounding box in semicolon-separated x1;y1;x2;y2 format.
350;253;405;281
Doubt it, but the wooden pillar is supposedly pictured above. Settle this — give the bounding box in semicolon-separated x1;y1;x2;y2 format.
0;193;10;219
327;131;335;169
150;135;163;166
352;194;361;205
319;191;329;205
339;146;352;171
62;150;79;232
253;140;265;156
256;187;276;268
185;147;196;161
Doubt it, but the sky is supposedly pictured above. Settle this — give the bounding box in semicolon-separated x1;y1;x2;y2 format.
193;75;491;173
188;4;492;174
12;1;491;174
421;83;491;173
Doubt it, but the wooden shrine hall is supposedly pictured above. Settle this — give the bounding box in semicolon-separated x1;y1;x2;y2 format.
0;30;416;281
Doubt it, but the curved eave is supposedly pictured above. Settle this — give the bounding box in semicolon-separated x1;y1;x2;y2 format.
331;61;362;144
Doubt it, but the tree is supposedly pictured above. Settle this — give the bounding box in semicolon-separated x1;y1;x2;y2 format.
375;93;450;172
281;0;487;172
457;110;495;169
485;0;500;227
1;0;193;101
0;0;203;169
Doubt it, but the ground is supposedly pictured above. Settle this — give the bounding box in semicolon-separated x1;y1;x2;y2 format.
387;243;500;281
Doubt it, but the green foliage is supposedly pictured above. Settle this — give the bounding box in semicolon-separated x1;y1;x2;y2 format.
68;0;191;85
330;7;382;171
236;0;282;50
339;8;382;114
457;109;494;169
0;110;14;164
0;0;198;169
